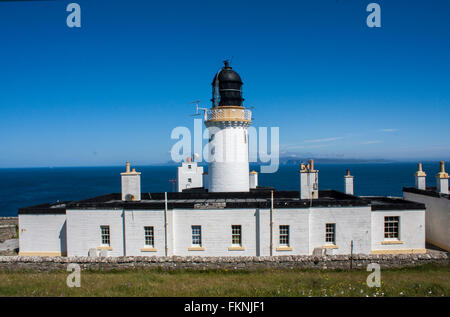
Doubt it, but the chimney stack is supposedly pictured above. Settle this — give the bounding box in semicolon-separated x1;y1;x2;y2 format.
415;162;426;190
300;159;319;199
121;162;141;201
249;170;258;189
344;169;354;195
436;161;449;195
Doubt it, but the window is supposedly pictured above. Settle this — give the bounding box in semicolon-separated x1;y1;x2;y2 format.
192;225;202;246
384;216;400;239
279;225;289;246
325;223;336;244
188;178;192;183
100;225;110;246
144;226;154;247
188;165;192;169
232;225;242;246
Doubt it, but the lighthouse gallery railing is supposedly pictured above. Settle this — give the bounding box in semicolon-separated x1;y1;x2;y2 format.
205;108;252;122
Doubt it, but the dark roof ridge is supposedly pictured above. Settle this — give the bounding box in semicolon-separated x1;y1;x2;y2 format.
403;187;450;200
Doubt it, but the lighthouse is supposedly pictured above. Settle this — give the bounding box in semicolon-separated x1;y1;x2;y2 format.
205;61;252;192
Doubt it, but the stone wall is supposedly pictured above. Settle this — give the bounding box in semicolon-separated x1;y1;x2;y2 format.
0;217;18;243
0;251;448;272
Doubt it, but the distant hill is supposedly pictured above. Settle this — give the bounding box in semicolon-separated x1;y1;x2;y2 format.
161;157;393;166
279;157;392;165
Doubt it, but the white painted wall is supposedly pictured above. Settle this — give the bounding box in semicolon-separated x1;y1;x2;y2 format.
25;203;426;256
177;162;203;192
309;206;372;255
124;210;167;256
371;209;425;252
255;209;268;256
208;125;249;192
271;209;310;255
166;209;175;255
404;192;449;251
66;209;124;256
172;208;257;256
18;214;67;255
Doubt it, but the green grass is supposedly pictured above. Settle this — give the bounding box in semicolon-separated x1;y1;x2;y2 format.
0;264;448;297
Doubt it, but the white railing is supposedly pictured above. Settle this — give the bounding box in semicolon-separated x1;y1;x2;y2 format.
205;108;252;122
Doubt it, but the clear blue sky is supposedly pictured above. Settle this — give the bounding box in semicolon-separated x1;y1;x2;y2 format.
0;0;449;167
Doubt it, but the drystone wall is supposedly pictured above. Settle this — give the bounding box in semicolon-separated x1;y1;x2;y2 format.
0;252;448;272
0;217;18;243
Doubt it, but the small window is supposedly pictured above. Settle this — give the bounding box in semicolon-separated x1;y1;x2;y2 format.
100;225;110;246
144;226;154;247
192;225;202;246
325;223;335;244
384;216;400;239
188;165;192;169
232;225;242;246
279;225;289;246
188;178;192;183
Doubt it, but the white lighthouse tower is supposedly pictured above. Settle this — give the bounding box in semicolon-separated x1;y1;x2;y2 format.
205;61;252;192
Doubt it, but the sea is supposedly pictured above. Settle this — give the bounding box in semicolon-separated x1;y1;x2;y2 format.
0;162;442;217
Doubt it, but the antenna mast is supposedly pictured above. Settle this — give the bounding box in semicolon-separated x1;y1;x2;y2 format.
168;179;176;192
190;100;208;120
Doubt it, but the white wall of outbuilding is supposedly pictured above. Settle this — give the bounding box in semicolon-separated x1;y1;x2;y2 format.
19;205;426;256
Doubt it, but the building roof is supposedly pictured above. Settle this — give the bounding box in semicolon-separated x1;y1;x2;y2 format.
18;190;425;214
403;187;450;200
363;196;426;211
67;190;367;210
18;201;71;215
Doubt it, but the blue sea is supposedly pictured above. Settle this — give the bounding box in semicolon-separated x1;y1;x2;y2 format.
0;162;442;217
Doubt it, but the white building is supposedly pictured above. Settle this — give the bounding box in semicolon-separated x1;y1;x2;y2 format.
17;62;431;257
18;163;427;257
177;157;203;192
403;162;450;252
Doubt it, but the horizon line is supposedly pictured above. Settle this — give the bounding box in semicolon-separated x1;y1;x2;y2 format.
1;159;449;169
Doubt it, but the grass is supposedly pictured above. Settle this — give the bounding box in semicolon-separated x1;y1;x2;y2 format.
0;264;448;297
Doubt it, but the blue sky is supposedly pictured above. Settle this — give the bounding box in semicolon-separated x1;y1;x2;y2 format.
0;0;449;167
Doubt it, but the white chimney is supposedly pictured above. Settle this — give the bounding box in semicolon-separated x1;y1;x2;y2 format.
415;162;426;190
300;159;319;199
344;169;354;195
436;161;449;195
121;162;141;201
249;170;258;189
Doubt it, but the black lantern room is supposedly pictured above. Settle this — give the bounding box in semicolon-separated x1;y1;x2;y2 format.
211;60;244;107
